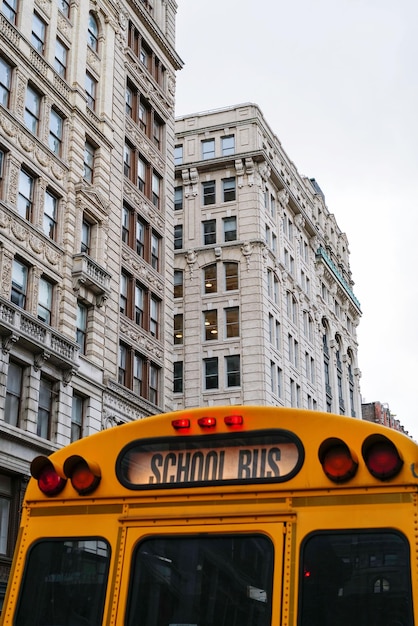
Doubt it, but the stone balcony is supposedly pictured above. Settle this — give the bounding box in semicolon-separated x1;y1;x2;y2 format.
72;253;111;307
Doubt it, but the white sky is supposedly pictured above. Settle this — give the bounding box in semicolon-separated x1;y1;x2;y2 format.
174;0;418;438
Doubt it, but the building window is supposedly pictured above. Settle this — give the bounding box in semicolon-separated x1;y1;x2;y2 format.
174;145;183;165
54;39;68;78
32;13;46;54
81;217;91;254
71;393;84;442
0;57;12;108
37;376;53;439
17;169;34;220
87;12;99;51
123;142;132;178
84;140;95;183
76;301;87;353
203;219;216;245
221;135;235;156
204;264;217;294
174;224;183;250
204;357;218;390
152;171;161;208
38;276;53;324
149;363;159;405
204;310;218;340
174;314;183;344
223;216;237;242
136;217;145;257
202;180;215;205
5;360;23;427
149;296;159;337
174;186;183;210
49;108;64;155
11;259;28;308
43;190;58;239
153;116;162;149
224;262;238;291
57;0;70;18
24;85;41;134
174;270;183;298
133;352;144;396
0;475;11;555
222;177;236;202
225;307;239;338
118;343;127;386
85;72;97;110
173;361;183;393
137;155;146;192
1;0;17;24
225;355;240;387
125;82;135;118
151;232;160;270
201;139;215;160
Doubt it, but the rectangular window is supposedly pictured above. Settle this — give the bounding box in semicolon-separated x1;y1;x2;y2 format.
120;272;129;315
1;0;17;24
203;219;216;245
49;108;64;155
43;190;57;239
24;85;41;134
149;363;159;405
37;377;53;439
204;264;217;294
5;360;23;427
222;177;236;202
204;357;218;390
81;217;91;254
202;180;215;205
152;171;161;207
32;13;46;54
174;186;183;210
174;224;183;250
201;139;215;160
174;270;183;298
149;296;159;337
204;309;218;340
225;306;239;338
124;143;132;178
85;72;97;110
58;0;70;17
11;259;28;308
84;140;95;183
133;353;144;396
153;117;162;149
71;393;84;442
136;218;145;257
173;361;183;393
76;301;87;353
138;98;148;133
122;205;130;244
0;56;12;108
221;135;235;156
137;156;146;192
151;232;160;270
38;276;53;324
54;39;68;78
125;82;134;118
118;344;127;386
224;262;238;291
17;169;34;220
134;283;144;326
223;216;237;242
225;355;240;387
174;144;183;165
174;314;183;344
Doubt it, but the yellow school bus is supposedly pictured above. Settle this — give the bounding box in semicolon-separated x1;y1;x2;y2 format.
1;405;417;625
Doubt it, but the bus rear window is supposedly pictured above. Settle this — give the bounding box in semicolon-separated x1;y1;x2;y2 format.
126;535;273;626
15;538;110;626
300;531;413;626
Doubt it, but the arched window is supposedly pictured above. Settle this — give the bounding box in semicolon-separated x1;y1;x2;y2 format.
88;13;99;52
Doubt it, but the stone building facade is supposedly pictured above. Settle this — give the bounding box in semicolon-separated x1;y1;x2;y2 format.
0;0;181;603
173;104;362;413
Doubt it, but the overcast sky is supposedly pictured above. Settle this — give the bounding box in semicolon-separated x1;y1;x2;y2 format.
174;0;418;437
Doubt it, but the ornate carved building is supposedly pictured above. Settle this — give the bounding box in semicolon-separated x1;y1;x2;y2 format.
173;104;362;413
0;0;182;601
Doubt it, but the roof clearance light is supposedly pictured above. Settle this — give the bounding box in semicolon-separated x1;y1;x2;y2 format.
319;439;358;483
172;418;190;430
363;436;403;480
30;456;66;497
64;455;101;495
198;416;217;428
224;414;244;426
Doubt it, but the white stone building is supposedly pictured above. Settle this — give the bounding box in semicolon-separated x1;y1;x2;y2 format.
0;0;181;600
173;104;362;413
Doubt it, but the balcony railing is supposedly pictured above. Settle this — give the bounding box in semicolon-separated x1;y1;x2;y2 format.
0;297;79;376
72;253;111;306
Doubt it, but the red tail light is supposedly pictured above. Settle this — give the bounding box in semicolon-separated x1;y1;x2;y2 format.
172;418;190;430
224;414;243;426
31;456;66;496
363;436;403;480
198;416;217;428
64;455;101;495
319;439;358;482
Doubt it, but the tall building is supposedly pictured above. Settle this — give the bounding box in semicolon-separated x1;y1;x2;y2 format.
0;0;181;602
173;104;362;413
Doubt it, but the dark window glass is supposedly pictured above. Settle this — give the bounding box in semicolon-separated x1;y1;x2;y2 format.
126;535;273;626
300;531;413;626
15;539;110;626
